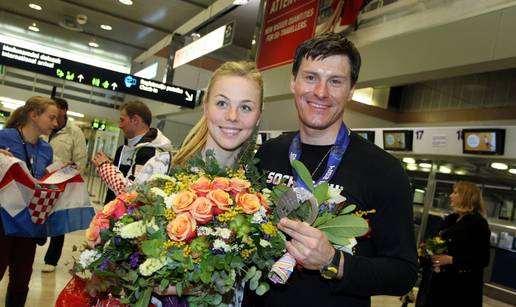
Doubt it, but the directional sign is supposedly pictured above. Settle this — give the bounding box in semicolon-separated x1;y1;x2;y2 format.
0;43;197;108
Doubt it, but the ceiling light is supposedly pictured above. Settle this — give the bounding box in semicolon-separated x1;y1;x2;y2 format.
0;96;25;110
406;164;418;171
28;23;39;32
402;157;415;164
419;162;432;168
118;0;133;5
100;24;112;31
439;166;451;174
251;39;256;45
491;162;508;170
509;168;516;174
415;188;425;194
233;0;250;4
455;169;467;175
88;41;99;48
67;110;84;118
29;3;42;10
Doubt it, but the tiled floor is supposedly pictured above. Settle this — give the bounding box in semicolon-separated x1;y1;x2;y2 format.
1;228;514;306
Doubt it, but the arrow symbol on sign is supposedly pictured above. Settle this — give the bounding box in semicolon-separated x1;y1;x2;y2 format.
185;91;193;101
77;74;84;82
111;82;118;90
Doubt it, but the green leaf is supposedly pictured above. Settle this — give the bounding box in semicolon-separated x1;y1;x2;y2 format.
159;279;169;291
243;266;257;282
291;160;314;191
312;212;335;228
249;278;259;291
176;282;183;297
314;182;329;204
339;204;356;215
255;282;270;296
141;239;162;258
134;287;152;307
324;232;351;246
318;215;369;243
211;294;222;306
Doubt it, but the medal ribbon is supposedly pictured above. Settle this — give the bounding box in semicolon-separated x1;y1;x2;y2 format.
288;123;350;190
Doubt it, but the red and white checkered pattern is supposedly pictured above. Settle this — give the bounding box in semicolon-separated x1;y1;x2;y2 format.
28;187;63;224
97;163;129;197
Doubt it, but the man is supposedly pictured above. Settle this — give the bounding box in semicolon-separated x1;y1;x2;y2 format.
42;97;87;273
244;33;417;306
93;100;172;203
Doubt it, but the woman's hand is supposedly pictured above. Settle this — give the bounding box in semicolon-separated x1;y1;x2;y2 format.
0;148;13;157
431;254;453;269
153;285;201;296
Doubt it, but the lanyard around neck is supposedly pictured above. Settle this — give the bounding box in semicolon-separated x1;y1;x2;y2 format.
288;123;350;190
17;129;37;177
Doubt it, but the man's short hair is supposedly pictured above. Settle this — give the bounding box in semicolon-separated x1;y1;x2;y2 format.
292;32;362;87
53;97;68;110
120;100;152;126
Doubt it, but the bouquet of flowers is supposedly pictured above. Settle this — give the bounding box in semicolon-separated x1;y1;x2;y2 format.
418;236;447;258
267;160;370;284
72;152;286;306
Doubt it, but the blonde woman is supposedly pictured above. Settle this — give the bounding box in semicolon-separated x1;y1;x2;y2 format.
0;96;58;307
421;181;491;307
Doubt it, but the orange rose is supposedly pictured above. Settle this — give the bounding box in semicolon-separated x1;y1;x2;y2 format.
230;178;251;193
211;177;231;191
118;191;138;204
190;197;214;224
207;190;233;214
103;199;127;219
190;176;212;195
236;193;261;214
256;192;270;210
172;190;196;213
166;213;197;242
85;211;109;245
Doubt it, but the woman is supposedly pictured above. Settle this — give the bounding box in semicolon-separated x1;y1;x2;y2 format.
422;181;491;306
92;61;263;306
0;96;58;307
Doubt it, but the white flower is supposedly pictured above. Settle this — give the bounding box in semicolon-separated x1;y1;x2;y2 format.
261;188;272;198
327;186;346;204
164;194;176;209
251;206;267;224
139;257;167;276
197;226;214;236
259;239;271;248
213;239;233;252
78;250;101;269
215;227;232;239
150;187;167;199
120;221;146;239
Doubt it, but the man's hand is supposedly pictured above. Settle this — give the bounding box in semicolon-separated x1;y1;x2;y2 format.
92;151;111;167
278;217;335;270
0;148;13;157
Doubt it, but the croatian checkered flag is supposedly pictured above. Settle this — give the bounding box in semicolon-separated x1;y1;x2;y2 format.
0;154;94;237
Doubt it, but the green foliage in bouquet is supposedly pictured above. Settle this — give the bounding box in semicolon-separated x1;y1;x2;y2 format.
73;152;286;306
418;236;447;257
271;160;369;248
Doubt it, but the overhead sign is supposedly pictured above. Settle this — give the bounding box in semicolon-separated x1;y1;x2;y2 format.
256;0;320;70
173;21;235;69
0;43;197;108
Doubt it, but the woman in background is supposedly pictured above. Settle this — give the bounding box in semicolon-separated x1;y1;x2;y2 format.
0;96;58;307
423;181;491;306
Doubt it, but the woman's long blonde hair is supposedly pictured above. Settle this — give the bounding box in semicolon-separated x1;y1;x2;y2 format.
5;96;56;129
452;181;486;216
172;61;264;166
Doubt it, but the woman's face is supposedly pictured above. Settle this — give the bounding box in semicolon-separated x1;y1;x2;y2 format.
32;105;59;135
204;75;262;153
449;188;460;209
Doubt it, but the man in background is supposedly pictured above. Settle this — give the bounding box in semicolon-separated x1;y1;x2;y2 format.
93;100;172;202
42;97;87;273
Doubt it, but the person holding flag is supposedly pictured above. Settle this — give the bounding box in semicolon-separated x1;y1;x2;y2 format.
0;96;58;307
